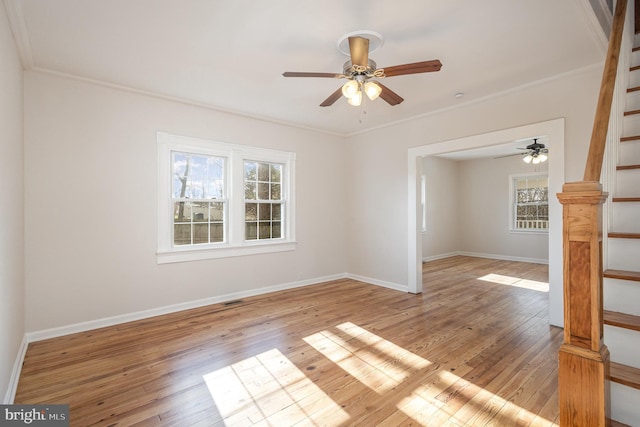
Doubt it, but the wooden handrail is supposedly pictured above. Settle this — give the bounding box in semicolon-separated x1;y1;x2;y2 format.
584;0;628;182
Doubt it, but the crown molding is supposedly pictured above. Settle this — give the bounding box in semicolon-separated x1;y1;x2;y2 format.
346;63;603;138
30;67;345;138
3;0;34;69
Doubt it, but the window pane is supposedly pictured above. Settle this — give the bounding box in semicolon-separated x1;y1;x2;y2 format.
172;152;189;198
258;183;269;200
208;157;224;180
270;164;282;182
210;223;224;243
210;202;224;221
246;222;257;240
258;162;269;181
174;224;191;245
271;183;281;200
244;162;257;181
192;202;208;222
272;204;281;221
259;222;271;239
259;203;271;221
174;202;191;222
172;152;225;200
193;223;209;244
272;222;281;239
245;181;256;200
207;179;224;200
245;203;257;221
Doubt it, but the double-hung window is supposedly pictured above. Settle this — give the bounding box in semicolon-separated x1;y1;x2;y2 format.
172;152;226;246
157;132;296;263
510;173;549;232
244;161;283;240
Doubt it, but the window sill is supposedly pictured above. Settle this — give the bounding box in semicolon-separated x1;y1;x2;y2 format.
157;241;297;264
509;229;549;235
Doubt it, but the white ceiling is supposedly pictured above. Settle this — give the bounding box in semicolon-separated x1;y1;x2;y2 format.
6;0;606;136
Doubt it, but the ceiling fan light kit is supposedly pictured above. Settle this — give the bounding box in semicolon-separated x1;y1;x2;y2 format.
282;31;442;107
364;81;382;101
524;152;548;164
493;138;549;163
521;139;549;164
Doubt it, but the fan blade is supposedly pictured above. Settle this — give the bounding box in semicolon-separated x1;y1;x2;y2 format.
376;82;404;106
494;153;523;159
348;36;369;67
381;60;442;77
320;87;343;107
283;72;342;78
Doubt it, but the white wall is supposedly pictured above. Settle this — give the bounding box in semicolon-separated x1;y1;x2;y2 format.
421;156;459;259
24;71;348;332
0;2;24;402
346;65;602;290
457;154;549;262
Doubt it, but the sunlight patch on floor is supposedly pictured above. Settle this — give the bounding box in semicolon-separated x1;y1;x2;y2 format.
397;369;554;426
304;322;431;393
204;322;555;426
478;273;549;292
203;348;349;426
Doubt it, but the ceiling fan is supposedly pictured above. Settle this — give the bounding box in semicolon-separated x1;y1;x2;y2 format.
496;138;549;164
282;35;442;107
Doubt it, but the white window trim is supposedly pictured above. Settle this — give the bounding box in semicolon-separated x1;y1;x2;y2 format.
157;132;296;264
509;171;549;234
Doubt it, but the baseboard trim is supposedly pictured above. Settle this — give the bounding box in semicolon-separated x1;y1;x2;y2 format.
26;273;347;343
4;335;28;404
422;252;459;262
457;251;548;265
346;273;408;293
424;251;548;265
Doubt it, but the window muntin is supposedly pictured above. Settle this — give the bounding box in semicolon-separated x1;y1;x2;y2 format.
157;132;296;263
511;174;549;232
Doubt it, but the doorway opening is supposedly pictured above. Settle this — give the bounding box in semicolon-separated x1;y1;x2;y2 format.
407;118;565;327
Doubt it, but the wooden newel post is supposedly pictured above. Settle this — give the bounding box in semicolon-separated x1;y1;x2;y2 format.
556;181;610;426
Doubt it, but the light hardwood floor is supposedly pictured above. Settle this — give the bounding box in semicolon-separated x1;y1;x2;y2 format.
16;256;561;426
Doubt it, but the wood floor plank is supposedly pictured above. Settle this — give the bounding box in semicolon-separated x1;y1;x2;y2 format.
15;256;561;426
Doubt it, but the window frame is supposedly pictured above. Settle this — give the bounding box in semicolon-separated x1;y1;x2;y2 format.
157;132;296;264
509;172;549;234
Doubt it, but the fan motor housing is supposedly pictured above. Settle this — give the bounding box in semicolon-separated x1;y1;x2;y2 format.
343;59;377;76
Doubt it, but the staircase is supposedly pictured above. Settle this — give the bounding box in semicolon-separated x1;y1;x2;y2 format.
605;43;640;426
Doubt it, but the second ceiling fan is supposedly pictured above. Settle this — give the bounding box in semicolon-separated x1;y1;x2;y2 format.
282;35;442;107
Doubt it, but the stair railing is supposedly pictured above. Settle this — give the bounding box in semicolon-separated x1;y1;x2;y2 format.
556;0;631;425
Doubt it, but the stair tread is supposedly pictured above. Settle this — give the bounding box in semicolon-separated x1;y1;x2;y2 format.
621;135;640;142
604;310;640;331
612;197;640;202
604;269;640;281
617;164;640;170
609;232;640;239
627;86;640;92
610;361;640;390
624;109;640;115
